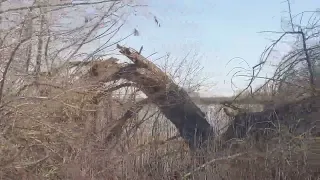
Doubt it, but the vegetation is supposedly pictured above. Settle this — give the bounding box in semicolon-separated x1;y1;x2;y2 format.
0;0;319;179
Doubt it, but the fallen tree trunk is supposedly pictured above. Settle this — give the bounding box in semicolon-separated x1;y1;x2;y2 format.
115;45;215;150
86;44;319;152
89;45;214;150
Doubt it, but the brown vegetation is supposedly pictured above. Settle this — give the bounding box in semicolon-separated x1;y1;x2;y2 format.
0;0;320;179
1;43;319;179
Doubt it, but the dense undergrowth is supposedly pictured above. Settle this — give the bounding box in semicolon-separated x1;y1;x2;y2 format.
0;66;318;180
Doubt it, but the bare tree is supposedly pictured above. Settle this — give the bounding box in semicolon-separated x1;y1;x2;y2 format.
0;0;149;100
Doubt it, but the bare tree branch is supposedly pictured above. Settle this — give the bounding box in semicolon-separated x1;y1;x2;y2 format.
0;0;125;15
0;37;30;103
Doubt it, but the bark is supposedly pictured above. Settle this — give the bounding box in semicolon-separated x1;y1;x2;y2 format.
90;45;214;150
87;44;319;151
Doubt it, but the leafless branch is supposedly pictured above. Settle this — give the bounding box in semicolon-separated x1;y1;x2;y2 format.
0;37;30;103
183;152;246;179
0;0;124;15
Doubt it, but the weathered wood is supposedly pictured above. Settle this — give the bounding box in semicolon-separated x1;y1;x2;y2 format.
112;45;214;150
86;45;319;152
85;45;214;150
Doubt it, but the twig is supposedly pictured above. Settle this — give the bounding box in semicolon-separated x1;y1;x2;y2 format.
14;155;49;168
182;152;246;179
138;45;143;54
104;98;149;143
286;0;295;31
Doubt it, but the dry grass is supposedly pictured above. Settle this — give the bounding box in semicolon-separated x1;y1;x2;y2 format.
0;67;319;180
1;0;319;179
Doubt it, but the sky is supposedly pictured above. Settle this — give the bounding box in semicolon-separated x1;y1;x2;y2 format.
2;0;319;96
110;0;320;97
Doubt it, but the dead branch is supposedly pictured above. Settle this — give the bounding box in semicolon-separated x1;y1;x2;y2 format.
104;98;149;144
0;37;30;103
86;45;214;150
116;45;215;149
61;2;118;68
182;152;246;179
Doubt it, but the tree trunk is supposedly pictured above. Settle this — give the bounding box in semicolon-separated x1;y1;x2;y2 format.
87;44;319;152
89;45;215;150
